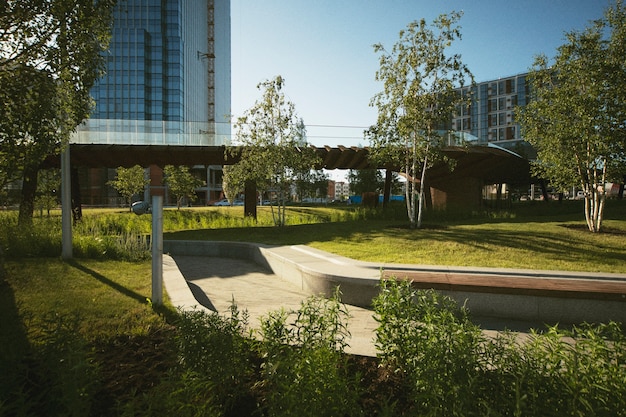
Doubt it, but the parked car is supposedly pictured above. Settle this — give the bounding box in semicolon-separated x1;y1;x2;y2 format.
212;199;231;206
233;200;244;206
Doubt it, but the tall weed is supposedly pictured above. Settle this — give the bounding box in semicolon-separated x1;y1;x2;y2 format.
258;291;361;417
1;312;98;417
373;281;485;416
174;304;256;415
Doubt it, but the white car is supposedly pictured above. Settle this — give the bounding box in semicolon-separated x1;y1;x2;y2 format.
213;199;231;206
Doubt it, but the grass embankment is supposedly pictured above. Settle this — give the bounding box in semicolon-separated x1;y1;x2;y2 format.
165;200;626;273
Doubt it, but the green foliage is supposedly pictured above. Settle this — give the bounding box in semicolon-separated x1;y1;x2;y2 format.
348;168;384;195
373;279;626;416
1;312;98;417
258;290;361;417
229;76;322;225
108;165;150;209
120;371;222;417
175;305;255;414
0;65;61;189
368;12;474;228
373;281;484;415
163;165;205;209
3;257;626;416
295;169;329;202
1;0;116;222
35;168;61;217
518;1;626;232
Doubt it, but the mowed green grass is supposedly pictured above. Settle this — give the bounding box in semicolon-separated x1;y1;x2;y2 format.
165;202;626;273
3;258;170;339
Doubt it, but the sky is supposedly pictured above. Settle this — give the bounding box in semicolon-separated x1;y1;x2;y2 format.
230;0;612;179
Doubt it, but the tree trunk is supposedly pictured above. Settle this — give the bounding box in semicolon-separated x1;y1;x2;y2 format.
18;164;39;227
244;179;257;219
585;189;605;233
416;142;430;229
383;169;392;209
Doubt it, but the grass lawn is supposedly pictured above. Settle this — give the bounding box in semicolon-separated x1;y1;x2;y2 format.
1;258;178;416
164;200;626;273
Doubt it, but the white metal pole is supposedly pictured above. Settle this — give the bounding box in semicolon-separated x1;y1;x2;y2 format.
61;145;72;259
151;195;163;305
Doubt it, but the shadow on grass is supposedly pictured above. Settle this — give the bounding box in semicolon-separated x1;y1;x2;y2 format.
67;260;180;324
0;276;32;404
68;260;147;304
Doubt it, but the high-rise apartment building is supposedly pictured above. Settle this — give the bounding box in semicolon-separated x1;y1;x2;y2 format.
72;0;230;205
452;73;529;151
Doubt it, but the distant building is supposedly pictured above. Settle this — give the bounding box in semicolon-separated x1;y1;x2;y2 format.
71;0;231;206
334;181;350;201
452;72;531;154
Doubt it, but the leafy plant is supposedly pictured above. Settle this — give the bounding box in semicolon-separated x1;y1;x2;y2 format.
175;304;256;414
373;280;485;415
258;290;361;417
163;165;205;209
108;165;150;210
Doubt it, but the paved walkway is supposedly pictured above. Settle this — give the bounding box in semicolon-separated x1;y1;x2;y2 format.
164;254;379;356
162;242;626;357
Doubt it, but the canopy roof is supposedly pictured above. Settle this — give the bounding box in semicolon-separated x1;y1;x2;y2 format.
44;143;532;184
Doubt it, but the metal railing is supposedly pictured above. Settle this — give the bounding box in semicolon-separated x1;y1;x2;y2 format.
71;119;230;146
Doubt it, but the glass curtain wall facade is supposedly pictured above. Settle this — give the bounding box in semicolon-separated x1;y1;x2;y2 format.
73;0;231;146
71;0;231;206
452;73;529;150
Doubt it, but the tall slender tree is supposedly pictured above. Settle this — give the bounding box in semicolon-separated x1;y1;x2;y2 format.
228;76;320;226
518;0;626;232
367;11;473;228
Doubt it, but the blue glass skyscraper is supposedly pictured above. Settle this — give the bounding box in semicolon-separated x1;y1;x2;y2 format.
70;0;230;206
74;0;231;146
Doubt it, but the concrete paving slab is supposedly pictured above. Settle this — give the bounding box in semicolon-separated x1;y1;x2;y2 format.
167;254;378;357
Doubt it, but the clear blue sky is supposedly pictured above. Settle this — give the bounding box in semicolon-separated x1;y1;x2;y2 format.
231;0;611;153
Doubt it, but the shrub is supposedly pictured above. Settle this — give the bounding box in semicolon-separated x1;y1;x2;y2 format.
258;291;361;417
373;280;486;416
174;304;256;415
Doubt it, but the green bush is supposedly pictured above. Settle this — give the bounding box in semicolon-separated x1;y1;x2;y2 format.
373;280;485;416
372;279;626;416
258;291;361;417
174;305;256;415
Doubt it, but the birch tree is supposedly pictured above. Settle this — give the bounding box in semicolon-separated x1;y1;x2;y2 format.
228;76;320;226
519;1;626;232
367;12;473;228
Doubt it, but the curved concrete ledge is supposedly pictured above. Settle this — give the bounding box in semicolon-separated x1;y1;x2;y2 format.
163;240;626;325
